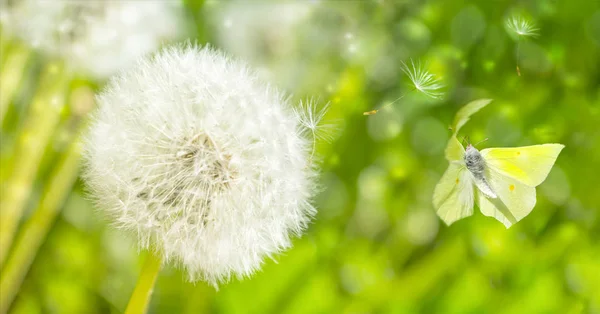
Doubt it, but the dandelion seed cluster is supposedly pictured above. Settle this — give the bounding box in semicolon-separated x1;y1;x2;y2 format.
83;45;321;286
0;0;184;78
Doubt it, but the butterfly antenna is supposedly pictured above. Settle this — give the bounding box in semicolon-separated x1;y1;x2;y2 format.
474;138;489;147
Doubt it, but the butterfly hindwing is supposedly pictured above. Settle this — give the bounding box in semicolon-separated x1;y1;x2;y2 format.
478;167;536;228
433;163;475;226
480;144;564;187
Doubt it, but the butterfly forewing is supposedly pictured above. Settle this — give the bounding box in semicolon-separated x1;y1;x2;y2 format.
480;144;564;187
445;136;465;161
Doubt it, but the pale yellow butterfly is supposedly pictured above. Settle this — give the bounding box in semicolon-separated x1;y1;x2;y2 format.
433;99;564;228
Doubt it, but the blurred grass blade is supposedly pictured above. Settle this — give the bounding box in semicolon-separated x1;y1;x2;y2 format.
0;62;69;267
0;43;31;124
0;87;93;312
125;253;163;314
0;138;82;314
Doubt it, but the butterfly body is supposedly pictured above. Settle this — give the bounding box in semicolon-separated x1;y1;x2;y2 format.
464;144;497;199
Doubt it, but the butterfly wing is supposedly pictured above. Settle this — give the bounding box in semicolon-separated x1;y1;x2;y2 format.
480;144;565;187
446;98;492;161
433;163;475;225
477;169;536;228
445;135;465;161
451;99;493;133
477;144;564;228
437;98;508;226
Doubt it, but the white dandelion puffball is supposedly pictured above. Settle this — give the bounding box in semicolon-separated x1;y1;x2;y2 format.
83;44;320;286
0;0;185;78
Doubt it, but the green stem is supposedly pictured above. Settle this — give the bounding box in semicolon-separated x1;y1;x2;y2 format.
0;43;31;124
0;62;69;267
0;139;82;314
124;253;163;314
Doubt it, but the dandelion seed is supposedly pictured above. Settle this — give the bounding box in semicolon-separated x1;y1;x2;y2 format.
505;16;539;76
363;59;444;115
294;100;337;160
400;59;445;99
294;101;336;142
83;44;323;287
506;16;539;38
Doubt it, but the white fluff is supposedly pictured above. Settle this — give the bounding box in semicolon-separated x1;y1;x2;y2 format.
505;16;539;38
0;0;185;78
83;44;321;286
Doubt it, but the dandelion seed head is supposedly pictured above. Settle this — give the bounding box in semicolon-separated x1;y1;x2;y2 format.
1;0;185;78
83;44;321;286
506;16;539;38
401;59;445;99
209;2;312;61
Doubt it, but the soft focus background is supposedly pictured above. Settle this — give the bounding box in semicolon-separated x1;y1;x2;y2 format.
1;0;600;313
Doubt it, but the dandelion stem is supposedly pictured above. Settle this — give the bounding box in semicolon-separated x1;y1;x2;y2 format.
0;139;82;314
125;253;163;314
0;62;68;268
0;43;31;124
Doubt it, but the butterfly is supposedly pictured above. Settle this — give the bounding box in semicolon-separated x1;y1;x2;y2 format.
433;99;564;228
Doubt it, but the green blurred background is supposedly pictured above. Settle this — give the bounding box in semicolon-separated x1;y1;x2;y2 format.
1;0;599;313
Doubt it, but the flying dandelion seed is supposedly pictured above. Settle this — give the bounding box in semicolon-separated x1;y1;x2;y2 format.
505;16;539;76
294;101;337;144
364;59;444;115
400;59;445;99
294;100;338;161
506;16;539;38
